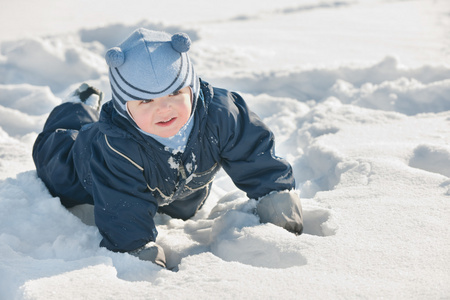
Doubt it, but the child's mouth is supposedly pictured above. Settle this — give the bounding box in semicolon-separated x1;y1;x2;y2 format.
157;117;176;127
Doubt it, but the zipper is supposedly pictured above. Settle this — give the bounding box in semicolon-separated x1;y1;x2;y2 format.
179;164;187;180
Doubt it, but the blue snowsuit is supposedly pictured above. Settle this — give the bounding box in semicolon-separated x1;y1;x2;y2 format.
33;80;295;252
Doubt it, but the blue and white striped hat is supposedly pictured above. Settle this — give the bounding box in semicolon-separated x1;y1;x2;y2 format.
105;28;199;122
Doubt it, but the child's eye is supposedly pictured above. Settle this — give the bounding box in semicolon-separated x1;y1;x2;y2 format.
169;90;181;96
141;99;153;104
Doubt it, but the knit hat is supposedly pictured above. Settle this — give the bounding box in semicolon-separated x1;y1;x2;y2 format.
105;28;199;123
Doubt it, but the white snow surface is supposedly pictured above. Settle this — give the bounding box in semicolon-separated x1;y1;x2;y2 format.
1;0;450;299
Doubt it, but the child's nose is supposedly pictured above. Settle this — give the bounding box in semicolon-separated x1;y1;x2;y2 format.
156;99;171;111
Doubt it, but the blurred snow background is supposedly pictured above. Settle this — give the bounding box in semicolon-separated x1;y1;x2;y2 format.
0;0;449;299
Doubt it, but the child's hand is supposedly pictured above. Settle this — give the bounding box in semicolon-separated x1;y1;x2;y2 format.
130;242;167;268
256;190;303;235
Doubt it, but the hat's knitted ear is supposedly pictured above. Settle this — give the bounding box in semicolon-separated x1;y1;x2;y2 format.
105;47;125;68
171;33;191;53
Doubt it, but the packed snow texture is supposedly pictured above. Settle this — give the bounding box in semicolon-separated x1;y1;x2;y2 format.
1;0;449;299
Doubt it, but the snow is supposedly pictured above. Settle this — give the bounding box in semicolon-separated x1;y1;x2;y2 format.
1;0;449;299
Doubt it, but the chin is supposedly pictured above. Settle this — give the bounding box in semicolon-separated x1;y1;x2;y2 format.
158;130;178;138
145;125;181;138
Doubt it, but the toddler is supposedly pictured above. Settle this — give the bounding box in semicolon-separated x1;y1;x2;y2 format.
33;28;303;268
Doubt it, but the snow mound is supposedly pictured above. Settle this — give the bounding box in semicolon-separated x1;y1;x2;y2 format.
332;77;450;115
0;84;60;115
155;191;310;270
209;191;305;268
409;144;450;178
207;57;450;116
1;36;106;93
0;105;45;137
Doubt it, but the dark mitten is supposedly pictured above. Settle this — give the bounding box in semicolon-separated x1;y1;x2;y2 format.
130;242;167;268
257;190;303;235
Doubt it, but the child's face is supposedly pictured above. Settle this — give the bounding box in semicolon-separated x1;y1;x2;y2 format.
126;86;192;138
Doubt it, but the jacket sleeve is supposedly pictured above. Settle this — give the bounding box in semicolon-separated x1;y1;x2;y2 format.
210;89;295;199
90;135;158;252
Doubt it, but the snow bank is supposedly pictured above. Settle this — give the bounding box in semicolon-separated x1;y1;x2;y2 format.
1;36;105;93
0;84;60;115
409;144;450;178
209;57;450;115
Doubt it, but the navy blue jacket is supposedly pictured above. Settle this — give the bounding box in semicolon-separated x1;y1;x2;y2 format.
33;80;295;252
